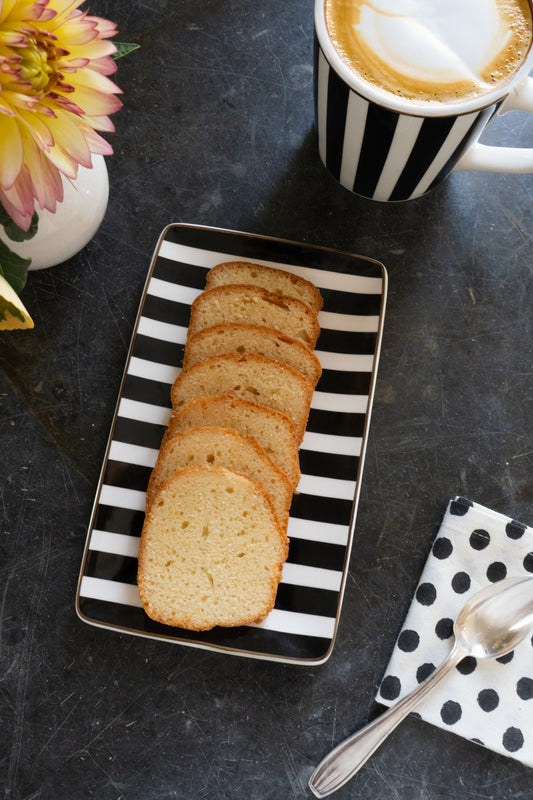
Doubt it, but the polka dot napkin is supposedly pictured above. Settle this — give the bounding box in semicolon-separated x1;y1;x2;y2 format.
378;497;533;766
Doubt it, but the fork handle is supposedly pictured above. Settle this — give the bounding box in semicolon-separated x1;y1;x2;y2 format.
308;645;464;798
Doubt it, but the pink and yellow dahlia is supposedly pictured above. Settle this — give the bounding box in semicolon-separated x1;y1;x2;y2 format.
0;0;122;230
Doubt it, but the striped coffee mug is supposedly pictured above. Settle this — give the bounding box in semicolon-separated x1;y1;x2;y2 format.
314;1;533;202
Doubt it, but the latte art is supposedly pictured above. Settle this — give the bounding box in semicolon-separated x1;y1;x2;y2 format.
325;0;533;103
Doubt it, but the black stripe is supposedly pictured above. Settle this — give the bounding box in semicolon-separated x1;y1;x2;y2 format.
320;288;382;316
354;103;399;197
325;61;350;179
307;407;367;437
163;224;384;280
317;328;377;355
299;449;357;481
133;334;182;367
275;583;338;617
92;504;145;537
122;374;172;408
318;369;372;395
389;115;456;201
153;256;207;288
77;596;333;661
85;551;138;584
426;107;495;195
105;460;151;493
113;417;167;450
141;294;191;327
290;492;352;526
288;536;346;571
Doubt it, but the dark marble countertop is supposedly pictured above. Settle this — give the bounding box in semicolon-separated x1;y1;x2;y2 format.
2;1;533;798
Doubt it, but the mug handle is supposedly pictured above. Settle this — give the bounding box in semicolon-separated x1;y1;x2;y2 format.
455;77;533;172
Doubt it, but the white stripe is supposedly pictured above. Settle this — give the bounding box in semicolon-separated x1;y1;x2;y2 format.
117;397;171;426
99;484;146;512
298;473;355;501
108;440;158;468
89;530;140;558
319;310;379;332
339;91;369;191
158;232;383;295
300;430;362;457
317;49;329;167
282;563;342;592
79;576;143;607
373;115;424;201
311;391;369;414
147;277;200;305
410;111;482;199
287;517;349;546
317;350;374;372
137;315;188;345
250;608;335;638
128;356;179;385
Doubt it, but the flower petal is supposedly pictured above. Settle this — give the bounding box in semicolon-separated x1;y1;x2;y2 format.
0;114;23;189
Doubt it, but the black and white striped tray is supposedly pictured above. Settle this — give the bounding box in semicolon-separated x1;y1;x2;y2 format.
76;224;387;664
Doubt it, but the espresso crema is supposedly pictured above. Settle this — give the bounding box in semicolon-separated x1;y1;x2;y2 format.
324;0;533;104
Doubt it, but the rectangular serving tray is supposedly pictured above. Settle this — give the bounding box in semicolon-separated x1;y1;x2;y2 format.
76;224;387;664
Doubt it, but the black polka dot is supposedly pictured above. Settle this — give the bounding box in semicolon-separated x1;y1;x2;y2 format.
477;688;500;712
457;656;477;675
502;727;524;752
486;561;507;582
435;618;454;640
451;571;471;593
450;498;472;516
416;663;436;683
433;537;453;560
469;528;490;550
523;553;533;573
506;520;526;540
380;675;401;700
440;700;462;725
398;629;419;652
496;651;514;665
471;737;484;745
416;582;437;606
517;677;533;700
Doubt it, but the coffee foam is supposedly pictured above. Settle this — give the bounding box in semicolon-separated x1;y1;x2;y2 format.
325;0;533;103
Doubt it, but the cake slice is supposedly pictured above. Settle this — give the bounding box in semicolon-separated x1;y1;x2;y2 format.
146;426;293;527
137;466;289;631
170;353;314;444
183;322;322;387
187;284;320;347
163;394;301;489
205;261;324;313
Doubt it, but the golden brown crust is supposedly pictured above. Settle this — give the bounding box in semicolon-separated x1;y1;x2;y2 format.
205;261;324;313
183;322;322;387
162;394;301;489
188;284;320;348
170;353;314;444
137;466;288;631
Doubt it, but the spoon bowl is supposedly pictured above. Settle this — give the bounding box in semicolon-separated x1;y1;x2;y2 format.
309;576;533;798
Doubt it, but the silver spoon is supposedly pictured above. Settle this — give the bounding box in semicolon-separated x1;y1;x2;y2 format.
309;575;533;798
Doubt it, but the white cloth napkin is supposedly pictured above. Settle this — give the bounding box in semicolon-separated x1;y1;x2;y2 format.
378;497;533;767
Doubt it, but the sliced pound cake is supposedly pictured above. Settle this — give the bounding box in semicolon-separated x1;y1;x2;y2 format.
146;426;293;527
205;261;324;313
137;466;289;631
183;323;322;387
163;394;301;489
187;284;320;348
170;353;314;444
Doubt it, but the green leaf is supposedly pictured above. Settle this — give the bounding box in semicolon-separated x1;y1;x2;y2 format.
0;209;39;242
0;239;31;294
112;42;140;59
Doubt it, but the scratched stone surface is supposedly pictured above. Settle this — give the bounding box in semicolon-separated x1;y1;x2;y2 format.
2;1;533;798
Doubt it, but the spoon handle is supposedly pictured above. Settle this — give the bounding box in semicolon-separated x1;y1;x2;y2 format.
308;644;464;798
